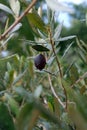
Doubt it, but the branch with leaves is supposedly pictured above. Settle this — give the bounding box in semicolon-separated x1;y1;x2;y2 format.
48;28;67;109
0;0;37;41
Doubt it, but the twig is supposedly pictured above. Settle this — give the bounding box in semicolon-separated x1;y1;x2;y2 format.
48;74;65;109
0;0;37;41
49;28;67;109
49;29;62;78
70;71;87;88
43;69;57;77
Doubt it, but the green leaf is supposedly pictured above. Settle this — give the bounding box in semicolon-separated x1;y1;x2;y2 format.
13;69;27;85
9;0;20;17
32;45;50;52
47;56;55;65
5;93;19;117
0;102;15;130
4;69;15;88
28;61;34;78
76;38;87;54
7;62;12;71
9;23;22;34
0;54;19;63
27;12;47;34
65;83;87;122
62;42;74;59
58;35;76;42
69;65;79;84
53;22;63;40
16;103;40;130
48;102;54;112
75;94;87;121
68;102;87;130
13;86;32;101
80;85;86;94
54;97;61;117
0;3;13;15
34;85;42;98
45;0;74;13
78;50;87;63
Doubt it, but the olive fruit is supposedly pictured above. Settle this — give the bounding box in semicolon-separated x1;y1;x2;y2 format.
34;54;46;70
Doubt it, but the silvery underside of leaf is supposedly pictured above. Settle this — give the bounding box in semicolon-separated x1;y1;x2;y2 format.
45;0;74;13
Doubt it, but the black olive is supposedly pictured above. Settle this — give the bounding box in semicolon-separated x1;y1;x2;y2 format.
34;54;46;70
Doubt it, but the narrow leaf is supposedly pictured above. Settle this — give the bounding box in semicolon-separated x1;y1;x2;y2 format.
58;35;76;42
5;93;19;117
27;12;47;33
62;42;74;58
53;22;63;40
13;69;27;85
32;45;50;52
9;23;22;34
45;0;74;13
0;103;15;130
9;0;20;17
0;3;13;15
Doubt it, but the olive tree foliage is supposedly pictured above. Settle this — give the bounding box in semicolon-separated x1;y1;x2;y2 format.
0;0;87;130
62;2;87;43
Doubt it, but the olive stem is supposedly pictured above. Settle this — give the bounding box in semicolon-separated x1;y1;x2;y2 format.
43;69;57;77
0;0;37;40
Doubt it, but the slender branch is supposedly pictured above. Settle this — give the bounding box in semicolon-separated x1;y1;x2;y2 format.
49;28;67;109
0;0;37;41
49;30;63;78
48;74;65;108
70;71;87;88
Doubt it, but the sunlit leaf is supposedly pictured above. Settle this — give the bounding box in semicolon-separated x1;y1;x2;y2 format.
27;12;47;34
62;42;74;58
34;85;42;98
13;69;27;85
9;0;20;17
58;35;76;42
7;62;12;71
53;22;63;41
45;0;74;13
48;102;54;112
9;23;22;34
47;56;55;65
0;3;13;15
0;34;14;50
